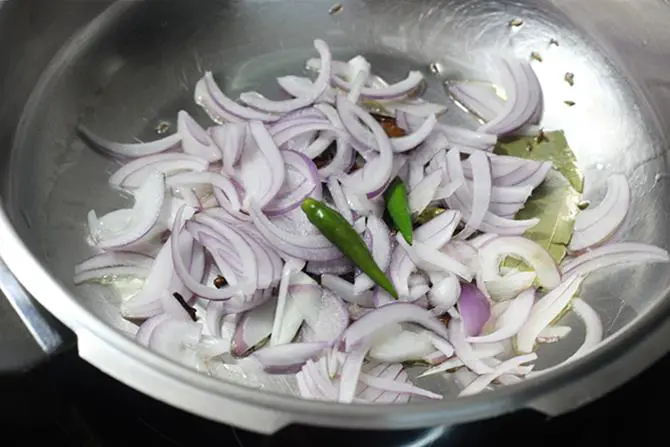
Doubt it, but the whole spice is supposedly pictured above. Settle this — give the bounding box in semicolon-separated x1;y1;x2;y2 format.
384;178;414;244
535;128;549;144
213;275;227;289
328;3;343;15
155;121;170;135
565;72;575;86
301;198;398;298
173;292;197;322
372;113;406;138
577;200;591;210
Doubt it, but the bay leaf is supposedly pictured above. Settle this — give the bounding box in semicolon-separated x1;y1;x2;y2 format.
495;130;584;193
513;170;580;265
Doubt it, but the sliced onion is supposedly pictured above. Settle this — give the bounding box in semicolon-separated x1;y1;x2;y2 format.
337;95;394;196
570;298;603;358
348;304;373;321
346;56;371;103
273;122;343;148
391;114;437;153
478;236;561;290
369;290;394;310
480;157;552;188
418;342;505;378
448;319;494;374
253;342;328;374
167;171;241;212
305;258;354;275
354;215;392;294
369;330;435;363
561;243;669;278
269;259;304;346
478;58;542;136
265;150;321;217
195;71;280;123
414;209;461;247
569;175;630;252
204;302;236;338
302;358;338;400
194;214;259;292
268;116;328;136
428;274;461;314
444;241;479;275
343;302;449;351
397;236;472;282
485;270;536;302
291;273;339;315
358;363;403;402
318;138;354;180
321;274;374;307
339;341;371;403
220;289;274;315
277;75;337;104
447;81;504;122
359;372;442;400
79;125;181;159
249;203;341;261
458;282;491;337
121;242;174;320
459;353;537;396
470;233;498;249
332;70;424;100
91;172;165;250
243;121;285;208
74;251;153;275
232;299;276;356
136;314;171;346
210;123;246;174
408;170;442;215
302;289;349;346
445;149;538;235
422;330;455;358
408;284;430;302
468;288;534;343
532;299;602;378
458;150;492;239
171;206;243;300
239;40;332;113
177;110;221;162
436;123;497;150
304;133;336;159
327;177;353;224
389;247;417;299
147;318;202;366
109;153;209;190
516;274;583;354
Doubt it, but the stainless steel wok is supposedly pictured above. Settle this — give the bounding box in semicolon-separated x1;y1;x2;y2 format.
2;0;670;434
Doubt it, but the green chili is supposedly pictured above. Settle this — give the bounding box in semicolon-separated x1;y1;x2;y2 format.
384;178;414;244
301;198;398;299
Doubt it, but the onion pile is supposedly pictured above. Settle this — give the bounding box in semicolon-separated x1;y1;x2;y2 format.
74;39;669;403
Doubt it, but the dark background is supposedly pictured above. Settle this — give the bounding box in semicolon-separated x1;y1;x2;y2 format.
0;347;662;447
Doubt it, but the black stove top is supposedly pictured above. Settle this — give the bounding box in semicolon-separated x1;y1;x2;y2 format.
0;348;663;447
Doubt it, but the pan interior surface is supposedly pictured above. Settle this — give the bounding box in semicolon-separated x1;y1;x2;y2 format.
7;0;670;400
